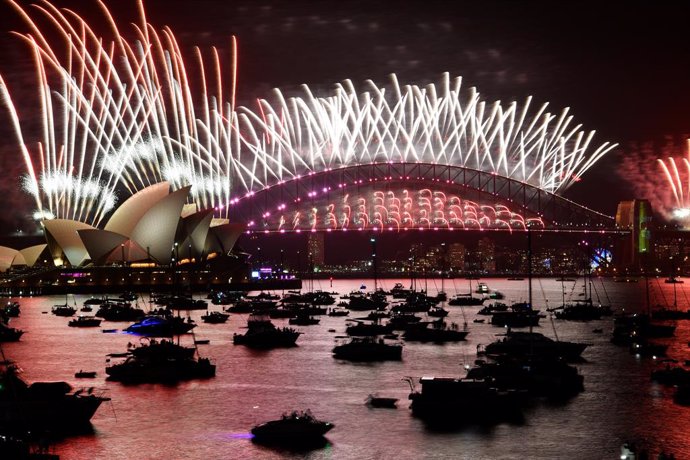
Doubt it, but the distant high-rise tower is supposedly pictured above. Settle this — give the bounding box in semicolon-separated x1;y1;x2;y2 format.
447;242;466;271
477;237;496;273
615;199;653;269
307;232;325;269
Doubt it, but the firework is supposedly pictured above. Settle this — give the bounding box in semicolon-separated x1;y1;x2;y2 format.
0;1;616;228
620;137;690;225
0;0;240;225
247;187;544;232
244;73;617;195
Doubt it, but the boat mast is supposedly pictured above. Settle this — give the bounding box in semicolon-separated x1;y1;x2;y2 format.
371;237;377;293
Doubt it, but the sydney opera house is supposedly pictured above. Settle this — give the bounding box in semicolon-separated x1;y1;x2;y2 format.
0;182;246;284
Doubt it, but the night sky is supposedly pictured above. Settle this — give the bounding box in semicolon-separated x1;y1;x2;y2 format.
0;0;689;232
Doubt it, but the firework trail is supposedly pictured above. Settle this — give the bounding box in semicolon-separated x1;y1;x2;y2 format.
619;137;690;224
0;0;241;225
261;188;543;232
0;1;616;228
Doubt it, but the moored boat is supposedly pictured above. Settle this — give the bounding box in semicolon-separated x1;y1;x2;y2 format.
251;410;333;444
332;336;402;361
233;315;301;349
68;316;102;328
0;360;109;432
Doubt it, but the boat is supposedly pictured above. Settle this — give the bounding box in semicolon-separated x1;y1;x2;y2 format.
327;307;349;317
477;303;508;315
68;316;102;328
332;337;403;361
0;323;24;342
83;297;105;306
465;356;584;398
0;360;109;432
233;315;301;349
251;410;333;444
475;282;489;294
448;294;484;306
200;311;230;324
74;371;97;379
288;312;320;326
665;277;684;284
124;315;196;337
402;321;469;343
3;302;19;318
194;339;210;345
52;294;77;317
427;306;449;317
365;393;398;408
490;308;541;328
345;320;393;337
551;299;605;321
80;305;93;313
95;301;145;321
51;305;76;317
105;339;215;384
406;376;522;424
482;330;588;361
166;296;208;310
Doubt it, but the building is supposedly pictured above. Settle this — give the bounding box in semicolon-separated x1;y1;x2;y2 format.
307;232;325;269
0;182;246;271
447;242;466;272
477;237;496;273
615;199;653;269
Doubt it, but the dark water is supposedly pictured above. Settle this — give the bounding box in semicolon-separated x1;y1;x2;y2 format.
4;277;690;459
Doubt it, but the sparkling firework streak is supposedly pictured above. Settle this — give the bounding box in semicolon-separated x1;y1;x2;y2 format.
244;73;617;194
0;0;242;225
657;139;690;222
620;137;690;225
248;188;545;232
0;1;616;227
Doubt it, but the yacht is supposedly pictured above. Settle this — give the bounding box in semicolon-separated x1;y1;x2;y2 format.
233;315;301;349
106;339;214;384
124;315;196;337
68;316;102;328
200;311;230;324
406;376;522;423
251;410;333;443
0;360;109;431
332;337;403;361
483;331;588;361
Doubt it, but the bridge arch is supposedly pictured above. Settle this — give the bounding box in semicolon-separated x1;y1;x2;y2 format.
227;162;614;232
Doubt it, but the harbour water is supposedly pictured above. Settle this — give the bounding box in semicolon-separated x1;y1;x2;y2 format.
3;277;690;459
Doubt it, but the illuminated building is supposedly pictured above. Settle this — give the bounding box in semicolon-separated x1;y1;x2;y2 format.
307;232;325;269
615;199;653;269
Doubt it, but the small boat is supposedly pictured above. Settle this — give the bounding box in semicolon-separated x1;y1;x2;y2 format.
194;339;210;345
52;304;76;317
80;305;93;312
74;370;97;378
251;410;333;444
102;329;118;333
68;316;102;327
365;393;398;408
473;319;485;323
200;311;230;324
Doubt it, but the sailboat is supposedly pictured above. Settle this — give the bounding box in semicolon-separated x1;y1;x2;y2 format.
52;294;77;316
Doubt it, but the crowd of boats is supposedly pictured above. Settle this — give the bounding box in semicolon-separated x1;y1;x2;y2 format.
2;275;690;456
